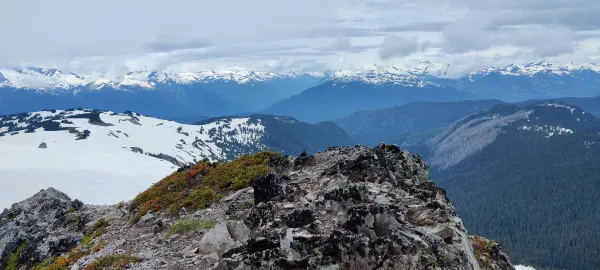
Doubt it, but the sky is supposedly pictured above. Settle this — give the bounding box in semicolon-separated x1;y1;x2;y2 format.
1;0;600;75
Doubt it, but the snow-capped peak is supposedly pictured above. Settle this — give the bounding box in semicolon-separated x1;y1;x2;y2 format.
469;61;600;78
330;64;440;87
3;61;600;90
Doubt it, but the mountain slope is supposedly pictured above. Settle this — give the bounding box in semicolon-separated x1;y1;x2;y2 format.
423;102;600;269
0;146;515;270
0;109;352;209
265;80;473;123
336;99;505;146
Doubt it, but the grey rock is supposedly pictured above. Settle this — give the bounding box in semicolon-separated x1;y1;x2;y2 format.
198;222;237;255
0;188;87;268
38;142;47;148
226;221;250;243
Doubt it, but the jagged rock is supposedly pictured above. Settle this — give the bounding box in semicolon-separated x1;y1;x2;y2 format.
252;173;285;204
284;209;315;228
0;145;515;270
0;188;90;269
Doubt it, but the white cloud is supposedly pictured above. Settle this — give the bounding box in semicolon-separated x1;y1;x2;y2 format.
0;0;599;74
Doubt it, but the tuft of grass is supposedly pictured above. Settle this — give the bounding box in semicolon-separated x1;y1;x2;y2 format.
82;254;141;270
66;207;76;213
129;151;280;223
91;240;110;253
82;218;109;247
7;240;28;270
166;218;217;238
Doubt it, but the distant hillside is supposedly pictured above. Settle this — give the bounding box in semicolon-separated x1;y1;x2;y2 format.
195;114;353;158
519;95;600;119
422;102;600;269
335;99;504;146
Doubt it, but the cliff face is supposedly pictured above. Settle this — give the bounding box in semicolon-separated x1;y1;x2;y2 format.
0;145;514;270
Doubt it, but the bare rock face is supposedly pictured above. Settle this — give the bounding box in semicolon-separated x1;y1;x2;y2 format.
0;188;86;268
0;145;515;270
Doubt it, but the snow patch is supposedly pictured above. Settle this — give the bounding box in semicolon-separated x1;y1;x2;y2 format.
519;125;574;138
515;266;536;270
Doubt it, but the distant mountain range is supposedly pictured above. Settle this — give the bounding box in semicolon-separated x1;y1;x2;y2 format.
3;61;600;122
0;109;352;209
434;62;600;102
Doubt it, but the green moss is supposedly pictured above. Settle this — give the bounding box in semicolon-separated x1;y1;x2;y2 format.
166;218;218;238
66;207;76;213
82;254;141;270
7;210;21;220
7;240;28;270
129;151;280;223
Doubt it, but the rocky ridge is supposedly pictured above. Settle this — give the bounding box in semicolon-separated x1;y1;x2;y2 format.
0;145;514;269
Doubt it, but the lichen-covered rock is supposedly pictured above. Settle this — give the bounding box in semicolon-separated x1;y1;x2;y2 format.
0;145;515;270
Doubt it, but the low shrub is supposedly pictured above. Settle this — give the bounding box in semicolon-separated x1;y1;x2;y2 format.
82;254;141;270
130;151;280;222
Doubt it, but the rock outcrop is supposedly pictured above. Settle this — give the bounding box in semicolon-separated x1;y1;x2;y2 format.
0;145;515;270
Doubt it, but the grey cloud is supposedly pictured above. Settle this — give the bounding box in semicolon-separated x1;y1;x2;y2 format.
1;0;599;72
318;37;378;53
380;21;449;32
146;37;212;52
378;36;427;59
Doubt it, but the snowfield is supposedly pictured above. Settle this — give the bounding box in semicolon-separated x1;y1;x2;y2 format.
0;109;267;209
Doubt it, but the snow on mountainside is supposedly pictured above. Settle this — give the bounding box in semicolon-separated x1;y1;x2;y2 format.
2;61;599;90
0;109;353;209
0;67;323;90
468;61;600;79
514;266;536;270
330;64;440;87
0;109;268;209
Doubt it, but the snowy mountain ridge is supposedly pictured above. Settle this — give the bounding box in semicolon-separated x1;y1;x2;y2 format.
4;61;599;90
0;109;268;164
0;109;353;209
0;109;266;209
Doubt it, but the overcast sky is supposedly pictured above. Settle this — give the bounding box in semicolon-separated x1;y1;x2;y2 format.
1;0;600;74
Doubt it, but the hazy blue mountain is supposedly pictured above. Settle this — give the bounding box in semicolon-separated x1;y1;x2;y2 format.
200;75;324;112
335;99;504;146
264;80;473;123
